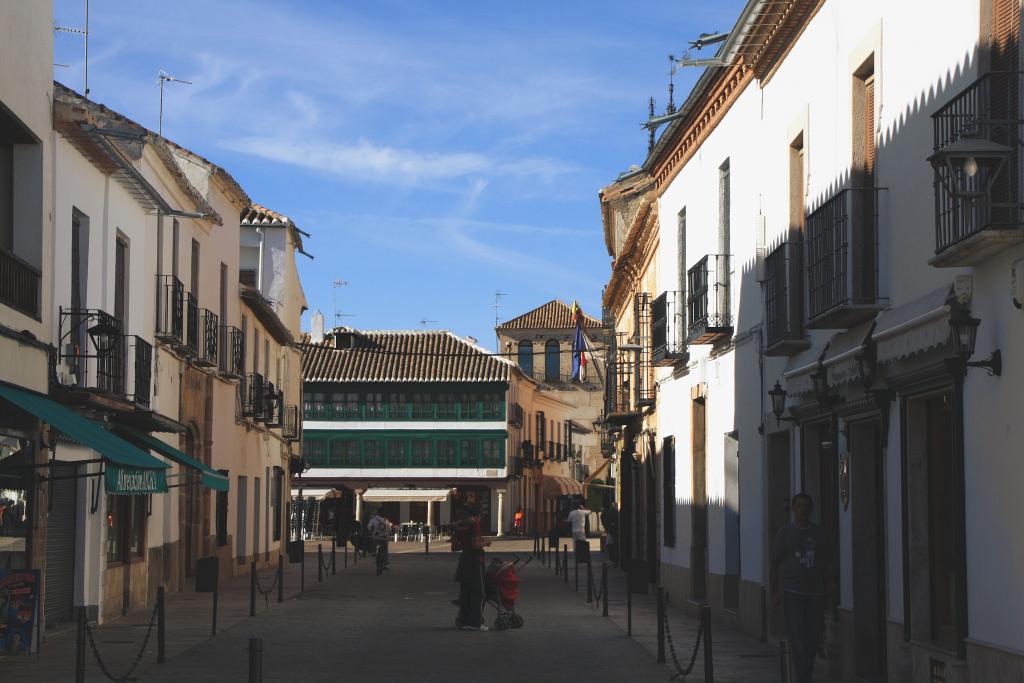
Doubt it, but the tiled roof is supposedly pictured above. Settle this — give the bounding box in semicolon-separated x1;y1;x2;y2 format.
496;300;602;331
302;329;510;383
240;203;311;257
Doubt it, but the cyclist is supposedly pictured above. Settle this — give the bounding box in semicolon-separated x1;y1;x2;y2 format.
366;508;392;571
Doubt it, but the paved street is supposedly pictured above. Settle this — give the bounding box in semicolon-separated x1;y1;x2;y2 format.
1;539;780;682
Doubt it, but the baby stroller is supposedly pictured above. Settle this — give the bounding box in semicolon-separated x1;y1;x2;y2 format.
484;555;530;630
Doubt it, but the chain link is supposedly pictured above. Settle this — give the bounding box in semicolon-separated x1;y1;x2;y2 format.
254;566;281;608
85;599;159;682
664;604;704;681
591;565;605;603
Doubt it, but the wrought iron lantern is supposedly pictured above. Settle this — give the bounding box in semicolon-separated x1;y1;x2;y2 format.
928;134;1012;201
86;312;121;357
855;342;877;390
768;381;798;425
811;366;833;406
949;307;1001;376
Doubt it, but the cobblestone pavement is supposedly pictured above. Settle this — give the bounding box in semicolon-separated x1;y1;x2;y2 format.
0;538;782;682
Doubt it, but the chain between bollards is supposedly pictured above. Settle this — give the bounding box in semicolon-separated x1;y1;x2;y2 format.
157;585;166;664
702;603;714;683
248;637;263;683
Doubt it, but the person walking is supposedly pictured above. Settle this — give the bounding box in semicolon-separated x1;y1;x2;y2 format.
367;508;392;570
512;505;525;536
770;493;832;683
566;500;589;563
453;503;491;631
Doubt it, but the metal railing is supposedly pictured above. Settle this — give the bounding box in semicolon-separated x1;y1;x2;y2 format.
155;275;184;343
265;382;282;426
219;325;244;377
239;269;258;288
805;188;881;322
185;293;199;355
0;248;40;318
651;290;687;365
606;348;638;415
282;404;300;440
687;255;732;342
126;335;152;409
198;309;219;367
303;400;505;422
932;71;1024;253
243;373;266;419
57;307;125;396
765;241;804;349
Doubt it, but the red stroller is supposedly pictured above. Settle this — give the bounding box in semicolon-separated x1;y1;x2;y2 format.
484;555;530;630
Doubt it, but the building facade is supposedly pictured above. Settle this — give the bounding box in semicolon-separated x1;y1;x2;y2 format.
600;0;1024;680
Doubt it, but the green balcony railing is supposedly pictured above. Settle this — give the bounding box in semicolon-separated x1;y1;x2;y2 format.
302;399;506;422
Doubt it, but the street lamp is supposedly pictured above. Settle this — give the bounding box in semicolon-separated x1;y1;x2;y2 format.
928;134;1012;201
87;312;121;358
949;307;1001;376
855;342;877;390
811;366;833;406
768;381;798;425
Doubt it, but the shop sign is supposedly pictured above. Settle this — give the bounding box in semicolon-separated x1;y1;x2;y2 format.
0;569;39;655
105;465;168;495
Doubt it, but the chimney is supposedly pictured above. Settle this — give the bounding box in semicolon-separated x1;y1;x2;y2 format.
310;309;325;343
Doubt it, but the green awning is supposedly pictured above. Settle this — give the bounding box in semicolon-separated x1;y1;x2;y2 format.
0;383;168;495
114;426;229;492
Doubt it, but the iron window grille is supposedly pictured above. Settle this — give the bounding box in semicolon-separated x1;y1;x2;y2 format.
219;325;244;377
125;335;152;409
242;372;266;419
0;248;40;319
155;275;184;344
184;292;200;355
687;254;732;344
764;241;808;354
282;404;300;441
196;308;219;367
239;269;257;287
651;290;688;365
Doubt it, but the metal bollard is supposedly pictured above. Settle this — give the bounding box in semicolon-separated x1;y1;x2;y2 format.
627;580;632;636
779;640;789;683
318;544;324;583
249;561;257;617
563;545;568;583
248;637;263;683
575;555;580;592
157;585;166;663
331;539;337;575
602;562;609;617
425;530;430;555
703;603;714;683
75;606;86;683
657;586;666;664
211;562;220;636
760;585;767;643
278;555;284;604
554;546;560;574
587;561;594;603
301;542;305;592
344;543;348;568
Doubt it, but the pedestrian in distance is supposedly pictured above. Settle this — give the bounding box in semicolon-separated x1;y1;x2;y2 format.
512;505;525;536
453;503;491;631
367;507;392;570
566;499;590;563
770;493;833;683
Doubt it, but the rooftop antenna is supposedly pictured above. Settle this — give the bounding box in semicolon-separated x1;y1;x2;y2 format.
642;31;732;134
419;318;437;328
666;55;677;115
158;70;192;137
332;279;350;327
647;96;656;154
493;289;507;351
53;0;90;96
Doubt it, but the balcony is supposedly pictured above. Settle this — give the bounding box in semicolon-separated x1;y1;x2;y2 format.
219;325;244;377
242;372;266;419
282;404;300;441
508;402;524;428
764;241;811;355
805;188;886;328
930;71;1024;267
0;249;40;319
124;336;152;409
687;254;733;344
196;309;219;367
239;269;258;288
184;293;199;355
605;343;651;419
651;290;688;366
57;308;126;397
155;275;184;344
265;382;283;426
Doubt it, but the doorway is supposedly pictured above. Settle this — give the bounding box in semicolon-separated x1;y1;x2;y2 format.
44;462;77;628
801;419;839;615
849;419;887;681
766;432;791;635
236;476;248;564
691;397;707;601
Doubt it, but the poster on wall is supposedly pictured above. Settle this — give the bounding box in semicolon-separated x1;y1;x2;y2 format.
0;569;39;655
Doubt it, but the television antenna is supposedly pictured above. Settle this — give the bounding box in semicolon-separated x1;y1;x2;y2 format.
53;0;91;96
493;289;507;351
419;318;437;328
158;70;192;136
332;279;350;326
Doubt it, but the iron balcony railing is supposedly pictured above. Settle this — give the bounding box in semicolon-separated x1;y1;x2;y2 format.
184;292;199;355
508;402;524;428
243;372;266;419
687;255;732;343
57;308;125;396
282;404;300;440
932;71;1023;254
239;269;258;288
265;382;282;426
651;290;688;365
805;188;883;325
197;309;219;367
219;325;244;377
0;249;40;319
765;241;806;350
155;275;184;343
302;399;505;422
125;335;152;409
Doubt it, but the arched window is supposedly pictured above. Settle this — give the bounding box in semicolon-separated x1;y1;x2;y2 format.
545;339;560;382
518;340;534;376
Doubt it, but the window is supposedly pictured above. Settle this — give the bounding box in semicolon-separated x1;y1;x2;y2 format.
272;467;283;542
544;339;560;382
190;238;200;294
241;315;248;370
459;440;478;467
106;495;147;564
481;440;503;468
518;340;534;376
387;440;408;466
461;393;479;419
171;219;180;277
253;329;260;374
411;440;432;466
387;392;407;418
332;392;358;418
412;393;432;419
789;134;805;236
304;391;325;418
331;440;360;467
366;392;383;418
363;440;384;467
482;393;502;419
437;440;457;467
719;159;731;256
0;437;31;566
0;142;12;253
216;470;229;547
663;436;676;547
302;439;326;467
437;392;457;419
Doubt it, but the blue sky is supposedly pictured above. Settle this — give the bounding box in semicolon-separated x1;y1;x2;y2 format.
54;0;746;350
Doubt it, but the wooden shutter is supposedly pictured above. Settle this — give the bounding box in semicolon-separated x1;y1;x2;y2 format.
864;77;876;180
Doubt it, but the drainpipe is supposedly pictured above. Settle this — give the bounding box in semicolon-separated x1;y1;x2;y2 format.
256;227;265;294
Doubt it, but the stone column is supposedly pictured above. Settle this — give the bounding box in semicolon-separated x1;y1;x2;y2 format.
496;489;505;536
427;500;434;536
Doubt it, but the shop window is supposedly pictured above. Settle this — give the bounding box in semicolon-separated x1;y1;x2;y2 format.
0;436;30;568
106;494;147;565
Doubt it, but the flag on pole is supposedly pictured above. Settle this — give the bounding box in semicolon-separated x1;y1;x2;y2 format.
571;301;587;381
